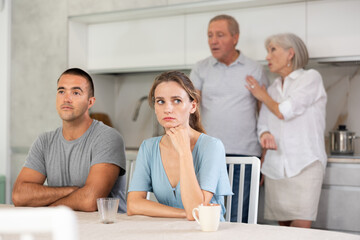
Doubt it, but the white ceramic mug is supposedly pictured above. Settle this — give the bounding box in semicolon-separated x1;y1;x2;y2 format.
192;203;220;231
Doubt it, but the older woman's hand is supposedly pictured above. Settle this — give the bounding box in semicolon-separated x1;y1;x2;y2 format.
245;75;268;102
260;132;277;150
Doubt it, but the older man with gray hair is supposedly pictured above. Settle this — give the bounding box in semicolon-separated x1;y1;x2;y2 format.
190;14;268;223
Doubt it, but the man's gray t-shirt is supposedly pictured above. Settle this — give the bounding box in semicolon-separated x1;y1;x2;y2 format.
24;120;127;213
190;53;269;156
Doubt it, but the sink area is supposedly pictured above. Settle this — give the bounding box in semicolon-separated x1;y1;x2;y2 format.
126;147;139;151
125;148;138;161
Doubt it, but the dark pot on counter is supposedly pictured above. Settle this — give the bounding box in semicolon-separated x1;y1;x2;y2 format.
329;125;359;155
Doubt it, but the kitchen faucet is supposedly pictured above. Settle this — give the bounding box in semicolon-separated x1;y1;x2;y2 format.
132;95;163;137
132;96;148;121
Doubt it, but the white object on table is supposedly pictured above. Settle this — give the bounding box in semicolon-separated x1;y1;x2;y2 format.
0;206;78;240
192;203;220;231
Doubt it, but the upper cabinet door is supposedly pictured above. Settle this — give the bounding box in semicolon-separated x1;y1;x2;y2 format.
307;0;360;58
185;2;306;65
185;12;216;67
87;15;185;71
232;3;306;62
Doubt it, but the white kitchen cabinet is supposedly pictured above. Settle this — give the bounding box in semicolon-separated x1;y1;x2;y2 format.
185;3;306;64
312;162;360;233
68;21;88;70
87;15;185;72
231;3;306;62
307;0;360;58
68;0;360;73
185;12;215;66
314;187;360;232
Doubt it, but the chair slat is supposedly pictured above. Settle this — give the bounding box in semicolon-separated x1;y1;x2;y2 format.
237;163;245;222
225;164;234;222
225;157;260;224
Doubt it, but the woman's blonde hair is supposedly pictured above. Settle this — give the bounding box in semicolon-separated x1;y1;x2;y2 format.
148;71;206;133
265;33;309;70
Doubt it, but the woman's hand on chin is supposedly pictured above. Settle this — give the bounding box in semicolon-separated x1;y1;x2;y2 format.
166;126;191;155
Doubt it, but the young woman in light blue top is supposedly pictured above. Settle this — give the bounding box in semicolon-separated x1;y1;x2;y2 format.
127;71;232;221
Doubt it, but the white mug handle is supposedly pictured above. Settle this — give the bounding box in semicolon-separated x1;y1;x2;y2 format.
192;207;200;224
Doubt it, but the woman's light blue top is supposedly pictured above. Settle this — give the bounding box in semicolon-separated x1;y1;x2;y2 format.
128;133;233;221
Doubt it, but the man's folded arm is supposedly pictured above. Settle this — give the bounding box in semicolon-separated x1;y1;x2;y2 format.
12;167;79;207
49;163;120;211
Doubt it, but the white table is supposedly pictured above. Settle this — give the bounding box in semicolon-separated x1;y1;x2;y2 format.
76;212;360;240
1;205;359;240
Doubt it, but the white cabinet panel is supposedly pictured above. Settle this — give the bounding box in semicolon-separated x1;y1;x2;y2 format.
231;3;306;61
68;21;88;69
185;3;306;65
185;12;217;66
87;15;185;71
313;187;360;232
323;163;360;187
307;0;360;58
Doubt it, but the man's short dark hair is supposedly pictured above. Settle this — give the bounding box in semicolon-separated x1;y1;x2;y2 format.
58;68;94;98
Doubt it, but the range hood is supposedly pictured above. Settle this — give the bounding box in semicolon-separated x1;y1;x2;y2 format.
311;56;360;66
258;56;360;68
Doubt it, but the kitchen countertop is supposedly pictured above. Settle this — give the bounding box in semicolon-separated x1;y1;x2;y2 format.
126;149;360;164
328;155;360;164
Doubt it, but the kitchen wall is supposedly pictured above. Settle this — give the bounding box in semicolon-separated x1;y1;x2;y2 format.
97;64;360;153
7;0;207;202
9;0;67;204
317;64;360;155
7;0;360;204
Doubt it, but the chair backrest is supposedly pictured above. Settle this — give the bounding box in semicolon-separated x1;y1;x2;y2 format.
126;158;151;200
126;158;136;196
225;156;260;224
0;206;78;240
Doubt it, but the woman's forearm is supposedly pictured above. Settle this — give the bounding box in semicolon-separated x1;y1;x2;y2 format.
127;194;186;218
245;75;284;120
179;151;206;220
262;94;284;120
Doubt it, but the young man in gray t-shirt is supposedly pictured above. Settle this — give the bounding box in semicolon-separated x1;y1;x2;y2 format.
12;68;126;212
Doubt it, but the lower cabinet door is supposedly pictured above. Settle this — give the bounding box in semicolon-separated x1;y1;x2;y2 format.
313;187;360;232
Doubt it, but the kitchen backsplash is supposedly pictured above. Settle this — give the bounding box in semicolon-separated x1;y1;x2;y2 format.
91;65;360;154
318;65;360;155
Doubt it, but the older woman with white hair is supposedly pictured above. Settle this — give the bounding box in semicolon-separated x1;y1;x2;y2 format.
245;33;327;228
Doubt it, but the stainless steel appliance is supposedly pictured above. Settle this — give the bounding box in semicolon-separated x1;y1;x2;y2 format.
329;125;359;155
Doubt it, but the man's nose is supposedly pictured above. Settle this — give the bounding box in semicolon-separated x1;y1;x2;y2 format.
209;36;218;45
64;93;72;102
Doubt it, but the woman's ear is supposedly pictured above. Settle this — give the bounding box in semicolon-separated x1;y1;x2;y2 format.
190;100;197;114
288;48;295;61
